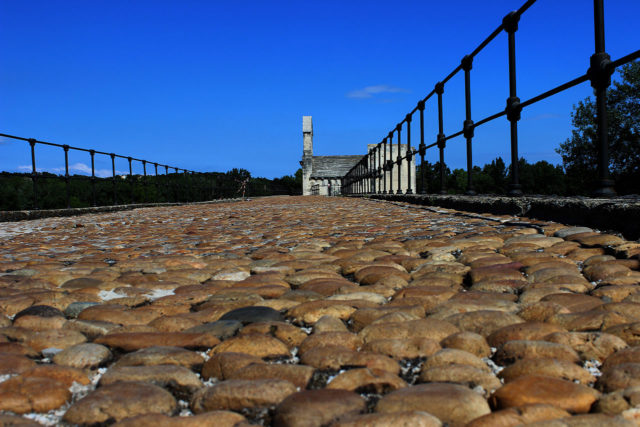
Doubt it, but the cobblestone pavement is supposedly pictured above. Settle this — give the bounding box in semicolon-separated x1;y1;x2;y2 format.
1;196;640;426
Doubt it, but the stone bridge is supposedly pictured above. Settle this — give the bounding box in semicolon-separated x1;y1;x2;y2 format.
1;196;639;425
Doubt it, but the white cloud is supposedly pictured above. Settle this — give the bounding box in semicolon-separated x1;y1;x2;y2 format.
346;84;410;99
69;162;92;174
15;163;126;178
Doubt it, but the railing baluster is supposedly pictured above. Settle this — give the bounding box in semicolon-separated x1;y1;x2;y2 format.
367;150;372;194
63;145;70;208
164;165;171;202
396;124;402;194
154;163;159;201
462;55;476;195
376;142;382;194
435;82;447;194
90;150;96;207
504;11;523;196
175;168;179;201
406;114;413;194
387;132;394;194
382;138;387;194
128;157;134;204
591;0;616;197
418;101;426;194
110;153;117;205
142;160;147;203
28;139;38;210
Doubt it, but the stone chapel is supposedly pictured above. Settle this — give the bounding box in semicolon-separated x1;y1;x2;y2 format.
300;116;416;196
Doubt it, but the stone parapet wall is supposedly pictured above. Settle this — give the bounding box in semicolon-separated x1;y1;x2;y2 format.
364;193;640;240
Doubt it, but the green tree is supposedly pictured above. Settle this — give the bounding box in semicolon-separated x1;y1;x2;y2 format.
556;61;639;194
517;159;567;195
483;157;508;194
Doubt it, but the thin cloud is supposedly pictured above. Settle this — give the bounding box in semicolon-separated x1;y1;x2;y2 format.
346;85;410;99
16;163;125;178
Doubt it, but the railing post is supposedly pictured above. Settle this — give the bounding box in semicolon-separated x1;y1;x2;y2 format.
174;167;179;201
590;0;616;197
376;142;382;194
128;157;134;204
110;153;117;205
63;145;70;208
28;139;38;210
382;138;387;194
363;156;367;194
90;150;96;207
405;113;413;194
368;150;374;194
189;170;194;201
370;148;376;194
142;160;147;203
462;54;476;195
396;124;402;194
504;11;523;196
387;131;394;195
417;101;426;194
435;82;447;194
154;163;159;201
181;169;186;201
165;166;169;202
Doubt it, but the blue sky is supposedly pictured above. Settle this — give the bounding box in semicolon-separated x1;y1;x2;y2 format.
1;0;639;179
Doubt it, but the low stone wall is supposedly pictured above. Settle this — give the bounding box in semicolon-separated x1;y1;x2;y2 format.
0;198;246;223
364;193;640;240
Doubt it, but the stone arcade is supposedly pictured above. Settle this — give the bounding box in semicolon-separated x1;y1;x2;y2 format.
300;116;415;196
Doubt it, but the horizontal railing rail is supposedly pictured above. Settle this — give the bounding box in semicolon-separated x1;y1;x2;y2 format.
341;0;640;198
0;132;216;210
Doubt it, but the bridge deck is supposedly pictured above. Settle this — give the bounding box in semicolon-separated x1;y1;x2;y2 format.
0;196;639;425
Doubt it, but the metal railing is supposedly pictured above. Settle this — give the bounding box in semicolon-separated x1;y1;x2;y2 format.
311;184;320;195
342;0;640;197
0;132;216;210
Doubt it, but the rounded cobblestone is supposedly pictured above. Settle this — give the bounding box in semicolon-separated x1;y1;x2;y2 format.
0;196;638;425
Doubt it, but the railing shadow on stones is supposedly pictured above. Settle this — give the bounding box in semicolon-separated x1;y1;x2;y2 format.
341;0;640;198
0;132;216;210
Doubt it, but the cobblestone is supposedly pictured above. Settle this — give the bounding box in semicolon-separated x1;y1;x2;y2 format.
0;196;639;425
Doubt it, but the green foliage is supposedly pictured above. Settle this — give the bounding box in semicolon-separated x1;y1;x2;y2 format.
556;61;640;194
416;157;568;196
0;168;302;211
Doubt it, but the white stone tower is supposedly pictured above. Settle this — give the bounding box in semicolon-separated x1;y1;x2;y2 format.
301;116;313;195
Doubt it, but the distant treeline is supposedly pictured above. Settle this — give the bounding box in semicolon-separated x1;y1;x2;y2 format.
418;158;567;196
0;168;302;211
418;155;638;196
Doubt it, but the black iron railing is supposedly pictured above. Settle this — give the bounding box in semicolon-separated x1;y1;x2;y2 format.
0;132;216;210
311;184;320;195
342;0;640;197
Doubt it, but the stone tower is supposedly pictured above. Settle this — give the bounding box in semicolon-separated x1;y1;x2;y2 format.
301;116;313;195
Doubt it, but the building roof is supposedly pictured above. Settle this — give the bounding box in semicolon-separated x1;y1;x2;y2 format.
310;155;363;178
